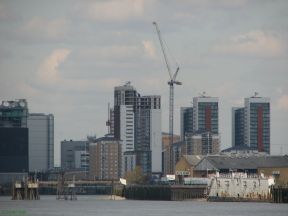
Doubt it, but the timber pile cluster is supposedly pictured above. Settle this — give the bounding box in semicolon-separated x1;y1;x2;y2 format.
271;186;288;203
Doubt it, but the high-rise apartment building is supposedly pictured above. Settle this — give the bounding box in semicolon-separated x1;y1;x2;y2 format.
185;132;220;155
232;96;270;153
134;95;161;174
193;96;219;134
232;107;245;147
178;95;220;158
113;82;161;176
180;107;193;141
108;108;114;135
89;134;121;180
245;96;270;153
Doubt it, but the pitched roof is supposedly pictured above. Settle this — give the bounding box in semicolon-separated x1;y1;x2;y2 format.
183;155;203;166
195;155;288;170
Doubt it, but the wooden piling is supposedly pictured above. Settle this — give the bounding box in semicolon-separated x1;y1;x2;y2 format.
271;186;288;203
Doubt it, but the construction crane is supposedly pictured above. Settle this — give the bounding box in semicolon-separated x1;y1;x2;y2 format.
153;21;181;173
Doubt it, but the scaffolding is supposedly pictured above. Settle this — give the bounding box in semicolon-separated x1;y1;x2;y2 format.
56;171;77;200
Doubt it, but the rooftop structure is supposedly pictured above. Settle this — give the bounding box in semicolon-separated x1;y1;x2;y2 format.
0;99;28;128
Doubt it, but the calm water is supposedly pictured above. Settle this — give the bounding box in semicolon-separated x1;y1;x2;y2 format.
0;195;287;216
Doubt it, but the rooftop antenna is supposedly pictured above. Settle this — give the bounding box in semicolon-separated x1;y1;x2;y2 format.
200;91;206;97
254;92;259;97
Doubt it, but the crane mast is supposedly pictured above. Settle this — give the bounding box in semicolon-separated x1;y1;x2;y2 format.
153;22;181;174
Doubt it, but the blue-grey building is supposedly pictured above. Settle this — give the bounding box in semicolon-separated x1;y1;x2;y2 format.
28;113;54;172
0;99;29;173
232;107;245;147
180;107;193;141
61;140;89;171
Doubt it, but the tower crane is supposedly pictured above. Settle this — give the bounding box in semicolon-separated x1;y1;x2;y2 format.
153;22;181;173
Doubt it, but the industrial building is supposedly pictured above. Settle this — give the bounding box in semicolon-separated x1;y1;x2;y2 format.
193;155;288;182
89;134;121;180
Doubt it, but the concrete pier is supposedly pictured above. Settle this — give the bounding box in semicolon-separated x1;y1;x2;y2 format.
123;185;207;201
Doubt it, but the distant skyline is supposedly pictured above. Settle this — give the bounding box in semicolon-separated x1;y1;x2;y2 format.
0;0;288;165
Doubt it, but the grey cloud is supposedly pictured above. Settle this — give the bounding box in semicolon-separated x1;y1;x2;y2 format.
1;0;288;164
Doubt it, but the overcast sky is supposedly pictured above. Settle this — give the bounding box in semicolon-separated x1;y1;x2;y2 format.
1;0;288;166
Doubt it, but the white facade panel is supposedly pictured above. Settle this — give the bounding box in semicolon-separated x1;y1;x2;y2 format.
150;109;162;173
120;105;134;153
120;105;134;176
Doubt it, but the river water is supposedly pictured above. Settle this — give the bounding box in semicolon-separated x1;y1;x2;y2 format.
0;195;287;216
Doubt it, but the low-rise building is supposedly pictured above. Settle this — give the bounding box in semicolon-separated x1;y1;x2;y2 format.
175;155;203;182
208;174;274;201
194;155;288;183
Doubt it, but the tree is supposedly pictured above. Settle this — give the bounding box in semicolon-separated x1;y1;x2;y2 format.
125;166;146;185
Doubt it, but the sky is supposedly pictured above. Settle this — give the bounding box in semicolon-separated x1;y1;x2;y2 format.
0;0;288;166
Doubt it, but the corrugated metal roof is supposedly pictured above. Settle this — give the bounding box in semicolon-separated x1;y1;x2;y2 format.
195;155;288;170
